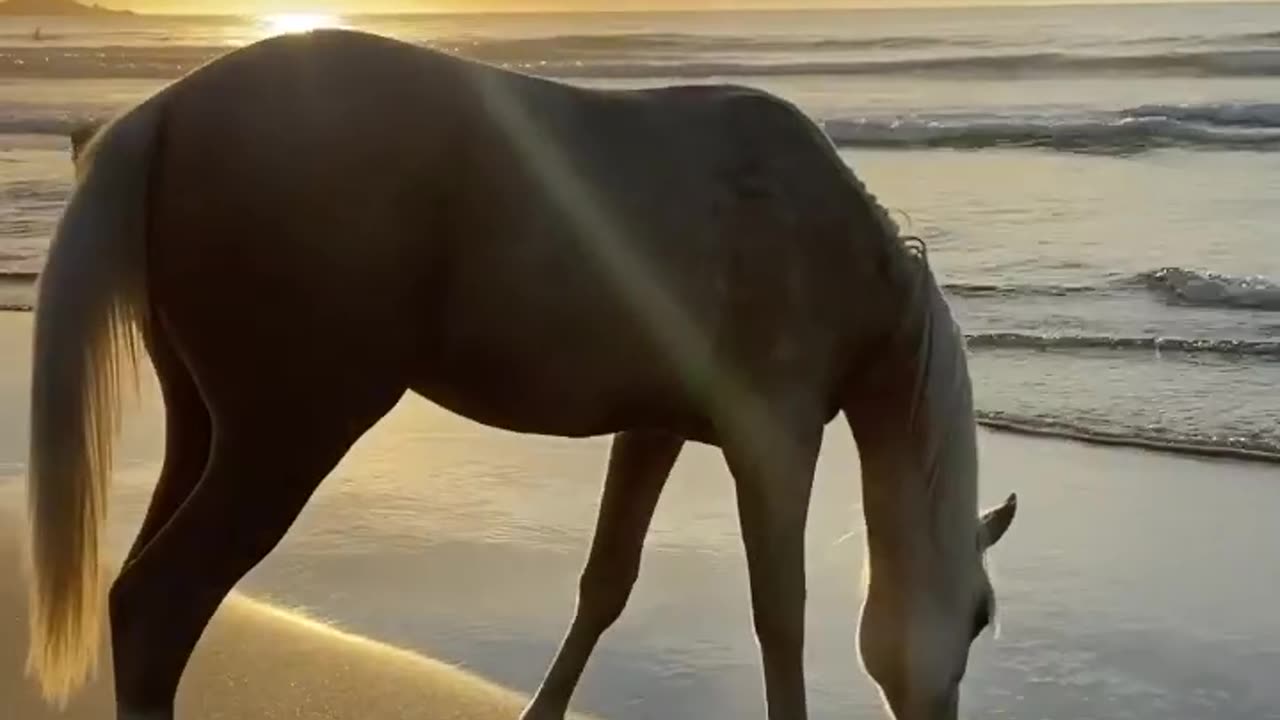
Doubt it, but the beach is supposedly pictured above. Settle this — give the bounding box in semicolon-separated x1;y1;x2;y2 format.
2;520;554;720
2;310;1278;719
2;5;1279;717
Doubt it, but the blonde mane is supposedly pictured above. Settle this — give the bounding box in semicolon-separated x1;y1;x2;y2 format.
899;238;981;547
848;169;981;551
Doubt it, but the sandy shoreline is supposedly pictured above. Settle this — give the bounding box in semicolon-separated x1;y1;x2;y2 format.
2;517;574;720
2;308;1279;719
1;305;581;719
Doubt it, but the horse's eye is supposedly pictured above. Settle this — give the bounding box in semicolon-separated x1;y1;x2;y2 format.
970;595;992;641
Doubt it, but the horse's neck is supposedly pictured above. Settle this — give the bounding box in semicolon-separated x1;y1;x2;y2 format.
859;448;936;584
854;278;979;583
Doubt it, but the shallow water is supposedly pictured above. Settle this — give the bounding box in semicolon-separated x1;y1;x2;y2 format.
2;5;1278;457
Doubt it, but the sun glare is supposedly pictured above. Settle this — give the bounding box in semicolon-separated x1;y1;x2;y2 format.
263;13;344;36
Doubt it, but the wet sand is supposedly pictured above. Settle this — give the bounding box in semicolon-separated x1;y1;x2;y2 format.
1;309;1277;719
0;514;582;720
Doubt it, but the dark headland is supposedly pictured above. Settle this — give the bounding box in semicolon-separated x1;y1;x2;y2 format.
0;0;135;16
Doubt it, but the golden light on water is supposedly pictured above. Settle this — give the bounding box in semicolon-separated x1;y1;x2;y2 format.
262;13;344;36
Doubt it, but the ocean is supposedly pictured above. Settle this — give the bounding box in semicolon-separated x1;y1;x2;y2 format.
1;3;1278;460
0;6;1279;719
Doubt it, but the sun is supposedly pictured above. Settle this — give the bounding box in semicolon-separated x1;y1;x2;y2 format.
262;13;345;36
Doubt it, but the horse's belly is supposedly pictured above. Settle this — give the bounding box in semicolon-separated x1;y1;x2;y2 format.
411;326;688;438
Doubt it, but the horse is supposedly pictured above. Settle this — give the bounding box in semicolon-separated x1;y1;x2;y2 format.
26;28;1017;720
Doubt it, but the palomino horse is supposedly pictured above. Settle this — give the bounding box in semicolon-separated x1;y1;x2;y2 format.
27;28;1016;720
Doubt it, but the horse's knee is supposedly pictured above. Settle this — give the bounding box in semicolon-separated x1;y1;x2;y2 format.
750;585;807;656
576;565;637;630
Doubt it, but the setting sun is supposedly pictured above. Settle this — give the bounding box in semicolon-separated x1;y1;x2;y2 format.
262;13;343;36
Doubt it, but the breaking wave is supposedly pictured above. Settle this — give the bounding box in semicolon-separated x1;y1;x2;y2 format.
977;411;1280;464
965;332;1280;357
1119;28;1280;48
823;103;1280;153
1127;102;1280;128
944;282;1108;298
5;43;1280;80
428;32;990;60
536;49;1280;79
1137;267;1280;310
947;267;1280;311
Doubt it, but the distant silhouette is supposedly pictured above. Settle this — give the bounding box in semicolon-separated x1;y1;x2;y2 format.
27;29;1016;720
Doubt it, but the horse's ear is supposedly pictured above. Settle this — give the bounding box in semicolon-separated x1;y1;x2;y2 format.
979;492;1017;550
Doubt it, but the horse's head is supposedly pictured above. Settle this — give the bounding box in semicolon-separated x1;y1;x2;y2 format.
847;244;1018;720
857;490;1016;720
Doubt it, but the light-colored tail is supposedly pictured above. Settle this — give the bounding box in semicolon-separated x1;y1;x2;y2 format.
26;97;165;705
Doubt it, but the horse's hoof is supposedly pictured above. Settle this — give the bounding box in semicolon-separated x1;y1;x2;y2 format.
519;707;567;720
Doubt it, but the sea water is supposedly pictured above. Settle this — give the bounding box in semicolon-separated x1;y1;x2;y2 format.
1;4;1278;457
1;5;1278;719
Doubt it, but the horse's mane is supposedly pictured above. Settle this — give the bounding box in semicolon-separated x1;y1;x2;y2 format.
907;245;974;479
852;178;979;544
903;242;979;547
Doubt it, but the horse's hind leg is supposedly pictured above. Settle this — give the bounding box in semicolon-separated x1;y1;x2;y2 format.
108;393;399;719
522;431;684;720
123;316;212;568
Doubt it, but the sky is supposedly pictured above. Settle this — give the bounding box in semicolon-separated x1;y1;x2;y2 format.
95;0;1244;15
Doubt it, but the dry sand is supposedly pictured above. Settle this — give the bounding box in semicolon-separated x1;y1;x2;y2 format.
2;513;572;720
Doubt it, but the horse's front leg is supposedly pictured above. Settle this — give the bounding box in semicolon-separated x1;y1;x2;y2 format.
521;430;684;720
723;403;823;720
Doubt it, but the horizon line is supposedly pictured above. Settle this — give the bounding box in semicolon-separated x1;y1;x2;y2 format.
84;0;1277;17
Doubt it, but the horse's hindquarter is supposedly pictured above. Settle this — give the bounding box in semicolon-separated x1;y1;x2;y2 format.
148;33;472;416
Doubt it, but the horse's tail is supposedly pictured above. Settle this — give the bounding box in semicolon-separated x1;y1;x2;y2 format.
26;96;165;705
